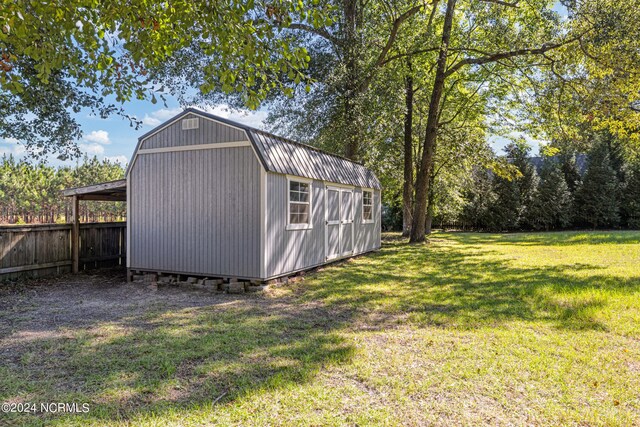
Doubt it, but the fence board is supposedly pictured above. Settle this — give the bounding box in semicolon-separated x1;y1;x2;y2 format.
0;222;126;281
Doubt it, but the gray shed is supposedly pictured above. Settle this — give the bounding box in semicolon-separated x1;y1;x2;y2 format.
126;108;381;281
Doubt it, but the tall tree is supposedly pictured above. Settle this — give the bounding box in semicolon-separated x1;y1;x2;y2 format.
460;167;495;230
574;142;621;228
559;152;583;195
526;158;572;230
402;61;415;237
623;161;640;229
1;1;321;158
408;0;640;242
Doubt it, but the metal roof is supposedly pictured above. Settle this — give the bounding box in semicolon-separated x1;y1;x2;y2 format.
61;179;127;201
140;108;381;189
247;129;381;189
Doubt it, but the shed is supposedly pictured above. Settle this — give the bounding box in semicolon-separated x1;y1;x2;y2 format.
124;108;381;281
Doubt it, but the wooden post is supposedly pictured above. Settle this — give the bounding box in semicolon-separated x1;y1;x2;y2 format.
71;195;80;273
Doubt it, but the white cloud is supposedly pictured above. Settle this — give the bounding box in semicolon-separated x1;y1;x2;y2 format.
142;105;268;129
79;143;105;155
84;130;111;145
0;138;26;157
142;107;184;127
199;105;268;129
104;155;129;166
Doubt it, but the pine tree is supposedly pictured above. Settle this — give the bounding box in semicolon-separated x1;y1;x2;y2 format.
512;145;540;230
574;143;621;228
489;142;539;231
527;158;572;230
489;173;520;231
460;168;495;230
623;162;640;229
559;152;582;194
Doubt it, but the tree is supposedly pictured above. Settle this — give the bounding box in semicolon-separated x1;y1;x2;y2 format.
488;172;521;231
0;155;125;224
574;142;620;228
511;143;540;229
559;152;582;195
408;0;640;242
460;168;495;230
527;158;572;230
1;1;321;158
622;161;640;229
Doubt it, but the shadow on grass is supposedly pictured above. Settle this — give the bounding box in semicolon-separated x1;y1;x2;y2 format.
0;290;356;426
1;231;639;425
438;230;640;246
302;232;640;331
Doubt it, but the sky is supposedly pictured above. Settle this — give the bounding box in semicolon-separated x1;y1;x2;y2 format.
0;1;569;166
0;92;544;168
0;95;269;168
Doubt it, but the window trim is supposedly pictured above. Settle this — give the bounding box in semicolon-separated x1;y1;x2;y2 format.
362;188;374;224
286;175;313;230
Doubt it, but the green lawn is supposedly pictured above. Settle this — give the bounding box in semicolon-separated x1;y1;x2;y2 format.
1;231;639;426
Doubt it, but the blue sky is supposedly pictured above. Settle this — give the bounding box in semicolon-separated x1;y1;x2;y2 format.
0;95;269;167
1;0;567;165
0;95;542;166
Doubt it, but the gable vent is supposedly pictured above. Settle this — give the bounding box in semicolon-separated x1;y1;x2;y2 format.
181;117;199;130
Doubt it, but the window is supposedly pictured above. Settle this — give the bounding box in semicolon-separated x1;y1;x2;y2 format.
362;190;373;222
288;179;311;229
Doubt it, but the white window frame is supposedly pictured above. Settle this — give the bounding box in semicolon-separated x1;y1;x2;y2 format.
286;176;313;230
362;189;374;224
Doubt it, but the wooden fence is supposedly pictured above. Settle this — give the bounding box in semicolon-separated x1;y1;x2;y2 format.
0;222;126;281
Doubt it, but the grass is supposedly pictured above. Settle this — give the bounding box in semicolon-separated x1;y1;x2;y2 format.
1;231;639;426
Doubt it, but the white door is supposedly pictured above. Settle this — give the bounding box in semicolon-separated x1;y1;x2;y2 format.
326;186;354;260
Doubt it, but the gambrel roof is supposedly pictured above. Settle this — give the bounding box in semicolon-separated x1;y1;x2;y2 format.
136;108;381;189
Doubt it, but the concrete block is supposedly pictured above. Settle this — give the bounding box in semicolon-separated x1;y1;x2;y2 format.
187;277;198;284
227;282;245;294
132;275;145;282
143;274;157;282
204;279;223;286
246;285;267;293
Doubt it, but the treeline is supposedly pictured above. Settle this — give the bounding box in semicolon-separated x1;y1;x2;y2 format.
0;155;126;224
458;135;640;231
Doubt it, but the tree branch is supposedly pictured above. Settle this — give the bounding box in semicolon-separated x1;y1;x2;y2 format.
372;4;426;70
478;0;520;7
357;2;430;92
380;47;439;66
445;36;582;78
286;23;340;46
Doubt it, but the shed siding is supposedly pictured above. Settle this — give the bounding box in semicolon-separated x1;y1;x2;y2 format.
265;174;381;279
265;174;326;278
354;188;382;254
129;146;261;278
140;113;248;150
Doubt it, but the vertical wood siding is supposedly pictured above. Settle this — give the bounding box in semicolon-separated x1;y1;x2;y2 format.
129;147;261;278
354;188;382;254
265;174;325;278
265;174;381;279
140;113;248;150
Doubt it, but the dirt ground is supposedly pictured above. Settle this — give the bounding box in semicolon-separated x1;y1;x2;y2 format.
0;268;271;367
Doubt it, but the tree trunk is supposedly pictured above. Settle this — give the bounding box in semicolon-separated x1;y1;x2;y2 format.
409;0;457;243
343;0;361;160
402;65;414;237
425;183;435;234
